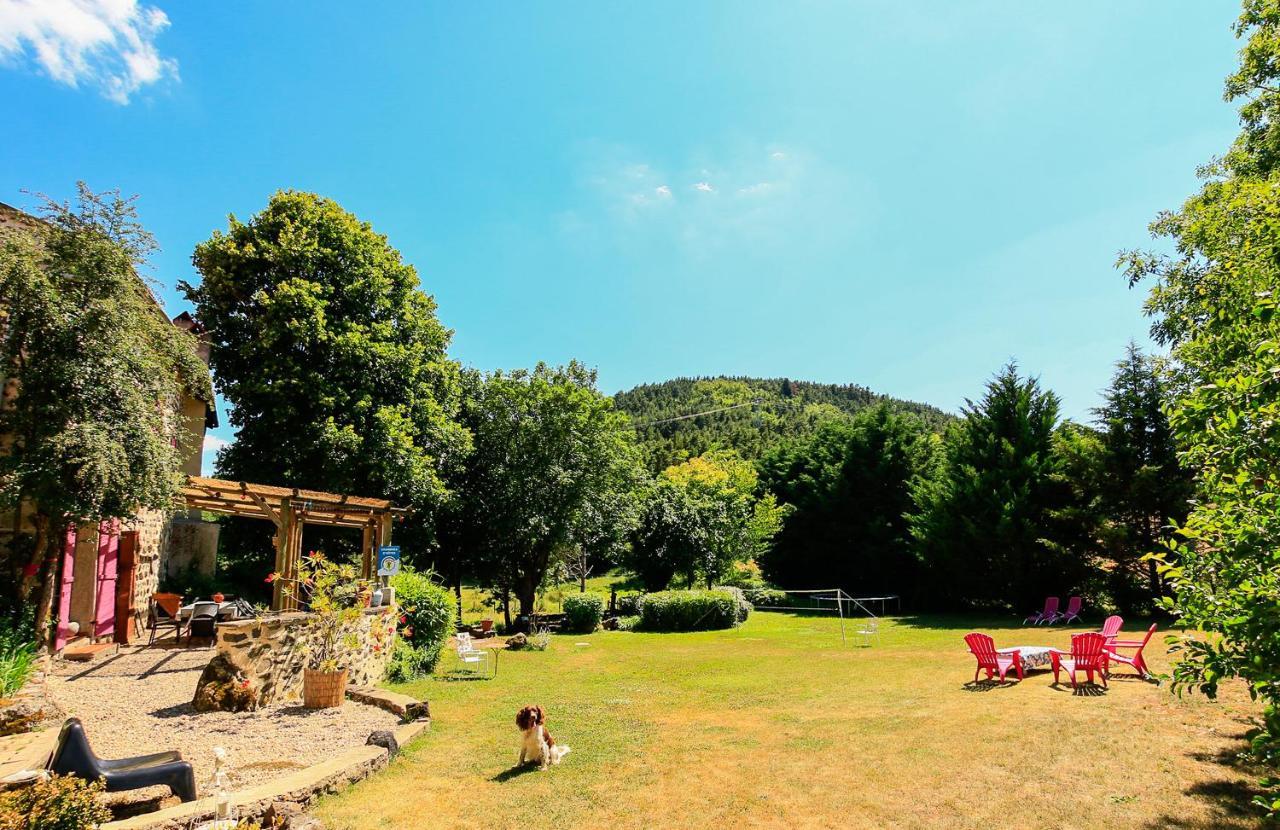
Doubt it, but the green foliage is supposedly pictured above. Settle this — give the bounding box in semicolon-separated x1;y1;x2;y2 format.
562;593;605;633
628;452;784;591
157;562;220;602
0;609;36;698
711;585;753;623
909;364;1089;610
615;376;952;473
758;405;938;596
184;191;470;556
389;568;455;678
274;553;364;673
0;775;109;830
742;587;787;607
443;362;644;618
1120;3;1280;814
636;589;742;631
612;615;640;631
0;185;209;621
614;593;644;616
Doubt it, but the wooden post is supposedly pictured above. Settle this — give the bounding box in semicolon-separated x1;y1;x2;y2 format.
272;499;293;611
361;524;374;580
285;516;304;612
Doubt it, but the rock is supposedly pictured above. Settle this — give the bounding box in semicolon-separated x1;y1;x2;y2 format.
505;633;528;649
191;653;259;712
366;730;398;756
291;817;326;830
0;678;63;737
264;800;303;827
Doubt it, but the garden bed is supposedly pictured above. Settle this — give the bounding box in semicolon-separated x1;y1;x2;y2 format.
45;645;400;803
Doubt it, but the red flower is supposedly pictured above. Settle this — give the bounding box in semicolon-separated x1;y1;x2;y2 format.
22;562;39;579
399;615;407;625
265;573;277;584
240;678;250;689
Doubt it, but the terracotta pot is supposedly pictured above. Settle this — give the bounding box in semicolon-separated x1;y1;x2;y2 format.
480;619;494;633
302;668;348;709
212;593;225;603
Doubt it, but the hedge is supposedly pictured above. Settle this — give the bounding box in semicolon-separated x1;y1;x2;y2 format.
387;569;455;681
742;587;788;607
637;590;745;632
713;585;753;624
615;592;644;616
562;593;605;633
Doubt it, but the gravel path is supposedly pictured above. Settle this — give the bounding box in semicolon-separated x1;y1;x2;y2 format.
47;645;399;796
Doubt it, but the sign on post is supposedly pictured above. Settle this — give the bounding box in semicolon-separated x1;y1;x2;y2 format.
377;545;401;577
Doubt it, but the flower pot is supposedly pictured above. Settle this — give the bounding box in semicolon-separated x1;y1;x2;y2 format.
212;593;225;603
302;668;348;709
480;619;494;633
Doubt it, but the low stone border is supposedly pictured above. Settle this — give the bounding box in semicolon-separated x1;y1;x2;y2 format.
101;719;430;830
344;685;429;721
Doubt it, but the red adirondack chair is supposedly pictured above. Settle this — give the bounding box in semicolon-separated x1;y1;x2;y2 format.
964;633;1024;683
1105;623;1157;678
1099;615;1123;641
1052;596;1083;624
1025;597;1058;625
1050;632;1109;688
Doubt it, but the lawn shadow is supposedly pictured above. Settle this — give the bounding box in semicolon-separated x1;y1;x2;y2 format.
435;670;492;683
1141;724;1267;828
490;763;544;783
961;680;1018;692
1048;682;1107;697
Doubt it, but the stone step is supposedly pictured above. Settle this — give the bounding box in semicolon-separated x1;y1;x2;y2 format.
61;642;118;662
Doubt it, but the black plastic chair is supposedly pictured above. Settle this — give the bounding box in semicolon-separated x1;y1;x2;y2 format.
49;718;196;802
187;601;219;645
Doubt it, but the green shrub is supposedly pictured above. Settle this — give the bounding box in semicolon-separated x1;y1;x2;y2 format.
614;593;644;616
389;569;455;680
614;615;640;631
742;587;787;607
0;611;37;698
637;590;743;632
562;593;605;633
0;775;109;830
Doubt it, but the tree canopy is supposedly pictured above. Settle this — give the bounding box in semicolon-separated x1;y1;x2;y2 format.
0;184;209;638
184;191;471;543
445;361;643;620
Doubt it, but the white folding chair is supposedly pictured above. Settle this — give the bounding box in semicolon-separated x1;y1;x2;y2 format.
455;633;496;678
856;617;879;647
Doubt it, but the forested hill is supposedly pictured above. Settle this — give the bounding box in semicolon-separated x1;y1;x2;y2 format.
613;376;953;472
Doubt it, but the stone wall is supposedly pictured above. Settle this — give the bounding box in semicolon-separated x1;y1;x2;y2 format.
193;606;398;709
161;517;219;581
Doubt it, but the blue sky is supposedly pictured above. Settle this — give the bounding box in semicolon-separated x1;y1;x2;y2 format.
0;2;1244;468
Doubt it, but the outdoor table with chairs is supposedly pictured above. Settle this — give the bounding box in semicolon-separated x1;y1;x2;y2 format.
967;614;1159;687
148;593;252;646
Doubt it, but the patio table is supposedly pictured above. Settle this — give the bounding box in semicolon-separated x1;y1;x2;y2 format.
998;645;1053;672
177;601;237;621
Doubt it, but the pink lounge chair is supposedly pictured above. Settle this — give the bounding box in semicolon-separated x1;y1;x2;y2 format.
1099;615;1123;641
1105;623;1157;678
1025;597;1058;625
1051;596;1083;624
1050;632;1109;689
965;633;1024;683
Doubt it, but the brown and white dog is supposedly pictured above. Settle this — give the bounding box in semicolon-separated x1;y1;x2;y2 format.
515;705;570;770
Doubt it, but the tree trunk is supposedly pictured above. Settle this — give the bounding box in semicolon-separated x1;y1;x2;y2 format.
30;515;58;650
501;586;512;630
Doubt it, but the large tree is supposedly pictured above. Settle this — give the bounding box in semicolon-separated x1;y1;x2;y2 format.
909;364;1086;610
446;362;643;622
184;191;470;551
1091;344;1192;612
1122;2;1280;806
0;185;210;641
758;405;937;598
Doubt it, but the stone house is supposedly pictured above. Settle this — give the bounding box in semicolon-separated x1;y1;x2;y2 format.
0;202;220;651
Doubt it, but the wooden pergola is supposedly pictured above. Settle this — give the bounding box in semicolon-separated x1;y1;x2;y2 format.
179;476;407;611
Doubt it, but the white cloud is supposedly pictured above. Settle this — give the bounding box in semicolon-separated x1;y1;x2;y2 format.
770;151;787;160
202;434;230;454
655;185;672;198
737;182;773;196
693;181;714;193
0;0;178;103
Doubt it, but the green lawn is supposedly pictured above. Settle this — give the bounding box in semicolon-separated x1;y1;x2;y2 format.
315;612;1263;830
455;572;635;625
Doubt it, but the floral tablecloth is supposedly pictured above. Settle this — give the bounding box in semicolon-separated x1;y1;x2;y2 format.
998;645;1053;672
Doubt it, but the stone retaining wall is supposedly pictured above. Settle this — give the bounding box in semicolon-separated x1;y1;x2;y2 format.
194;606;397;708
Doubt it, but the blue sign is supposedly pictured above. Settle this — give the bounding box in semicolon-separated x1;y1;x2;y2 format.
377;545;401;576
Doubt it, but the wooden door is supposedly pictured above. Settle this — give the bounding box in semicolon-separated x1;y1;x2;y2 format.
54;526;77;652
114;531;139;644
93;520;119;640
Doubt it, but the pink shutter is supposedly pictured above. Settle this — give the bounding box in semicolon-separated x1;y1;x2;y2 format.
93;520;119;639
55;526;77;652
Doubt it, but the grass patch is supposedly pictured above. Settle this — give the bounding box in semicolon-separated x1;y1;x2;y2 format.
316;613;1264;830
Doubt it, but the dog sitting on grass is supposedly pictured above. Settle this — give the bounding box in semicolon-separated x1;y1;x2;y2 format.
515;705;570;770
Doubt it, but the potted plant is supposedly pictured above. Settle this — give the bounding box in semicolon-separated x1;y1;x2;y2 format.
274;551;362;709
